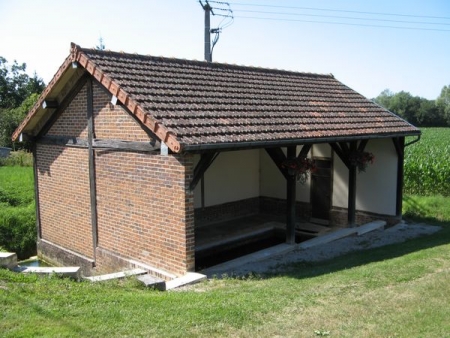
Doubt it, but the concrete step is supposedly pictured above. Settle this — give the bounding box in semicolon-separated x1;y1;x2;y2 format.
0;252;17;269
165;272;207;290
137;274;166;291
84;268;147;282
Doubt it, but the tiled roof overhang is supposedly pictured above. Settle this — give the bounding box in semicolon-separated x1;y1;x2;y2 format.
13;43;420;153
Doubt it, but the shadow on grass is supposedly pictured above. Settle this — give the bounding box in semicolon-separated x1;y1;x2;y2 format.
257;217;450;281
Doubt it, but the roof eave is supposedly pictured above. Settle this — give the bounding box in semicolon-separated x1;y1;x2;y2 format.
13;43;182;153
180;130;421;153
12;53;80;141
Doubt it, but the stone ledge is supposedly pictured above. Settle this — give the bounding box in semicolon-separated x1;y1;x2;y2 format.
0;252;17;269
357;220;386;235
137;274;166;291
165;272;207;290
84;268;147;282
13;266;81;280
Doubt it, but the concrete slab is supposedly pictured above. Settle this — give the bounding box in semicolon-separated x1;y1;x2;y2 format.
137;275;166;291
201;243;295;276
0;252;17;269
385;222;409;232
357;220;386;235
165;272;207;290
84;268;147;282
14;266;81;280
298;228;357;249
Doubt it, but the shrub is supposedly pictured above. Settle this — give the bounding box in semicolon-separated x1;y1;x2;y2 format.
0;150;33;167
0;166;36;258
0;204;36;259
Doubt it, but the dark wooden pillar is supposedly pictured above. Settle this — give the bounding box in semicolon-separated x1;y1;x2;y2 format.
86;79;98;262
348;141;357;227
32;143;42;239
286;146;297;244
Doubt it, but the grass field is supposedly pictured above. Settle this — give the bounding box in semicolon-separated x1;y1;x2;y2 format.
404;127;450;196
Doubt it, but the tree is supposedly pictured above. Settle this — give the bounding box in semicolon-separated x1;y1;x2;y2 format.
0;57;44;109
373;89;394;109
0;56;45;148
374;89;449;127
416;99;443;126
436;85;450;125
0;93;39;149
383;91;418;124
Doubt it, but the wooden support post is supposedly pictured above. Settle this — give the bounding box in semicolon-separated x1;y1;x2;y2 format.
348;141;357;227
32;144;42;239
265;147;288;179
298;144;312;158
286;146;297;244
189;152;218;191
87;79;98;262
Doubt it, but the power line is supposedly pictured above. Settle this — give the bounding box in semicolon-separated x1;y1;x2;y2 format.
234;9;450;26
233;14;450;32
228;2;450;21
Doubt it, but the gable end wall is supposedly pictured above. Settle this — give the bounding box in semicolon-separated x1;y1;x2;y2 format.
36;79;194;276
37;84;93;259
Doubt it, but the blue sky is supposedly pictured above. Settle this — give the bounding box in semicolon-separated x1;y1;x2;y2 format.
1;0;449;100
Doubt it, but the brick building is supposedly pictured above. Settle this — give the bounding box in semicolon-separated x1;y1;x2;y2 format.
13;43;420;278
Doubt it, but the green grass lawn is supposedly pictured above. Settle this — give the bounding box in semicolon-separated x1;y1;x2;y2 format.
1;195;449;337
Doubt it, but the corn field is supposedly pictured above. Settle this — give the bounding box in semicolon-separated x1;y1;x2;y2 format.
404;128;450;196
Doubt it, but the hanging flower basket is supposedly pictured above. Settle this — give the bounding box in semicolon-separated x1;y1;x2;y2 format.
281;157;317;184
349;151;375;173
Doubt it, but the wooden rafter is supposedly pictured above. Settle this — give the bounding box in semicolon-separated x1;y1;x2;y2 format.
265;147;288;180
189;152;219;191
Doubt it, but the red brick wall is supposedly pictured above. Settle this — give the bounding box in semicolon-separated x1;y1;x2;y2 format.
36;147;93;258
94;152;194;275
37;82;93;259
36;79;195;276
90;82;194;275
48;84;88;138
92;84;152;141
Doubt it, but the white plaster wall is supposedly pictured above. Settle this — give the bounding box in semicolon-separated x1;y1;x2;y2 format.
259;148;310;202
194;150;260;207
333;149;348;209
356;139;398;215
332;139;398;216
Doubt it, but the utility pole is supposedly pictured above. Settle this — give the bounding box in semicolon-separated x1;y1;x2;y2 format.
199;1;233;62
200;1;212;62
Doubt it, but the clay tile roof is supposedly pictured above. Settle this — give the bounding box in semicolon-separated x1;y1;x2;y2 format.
13;43;420;153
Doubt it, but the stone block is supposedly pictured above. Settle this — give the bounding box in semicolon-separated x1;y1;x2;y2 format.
0;252;18;269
